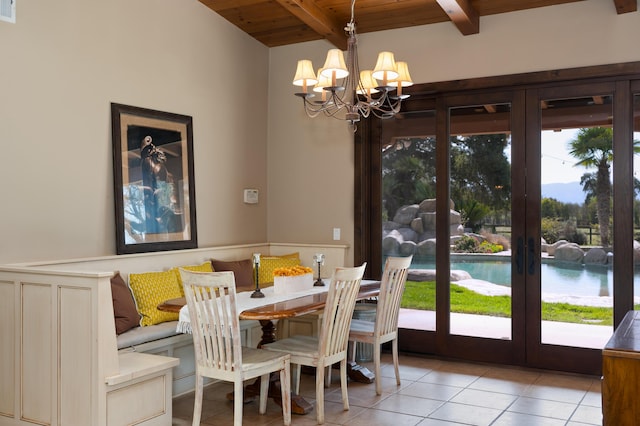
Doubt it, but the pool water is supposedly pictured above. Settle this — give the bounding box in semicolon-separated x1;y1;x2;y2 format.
411;259;635;297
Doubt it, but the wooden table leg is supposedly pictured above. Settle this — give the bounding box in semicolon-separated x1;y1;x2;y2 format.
228;319;314;415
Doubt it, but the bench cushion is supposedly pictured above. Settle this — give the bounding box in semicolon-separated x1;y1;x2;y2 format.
211;258;255;291
117;321;180;349
111;272;141;335
258;256;301;285
172;261;213;295
129;270;182;326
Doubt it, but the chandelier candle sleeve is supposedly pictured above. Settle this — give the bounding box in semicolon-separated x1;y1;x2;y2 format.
314;68;333;101
389;61;413;97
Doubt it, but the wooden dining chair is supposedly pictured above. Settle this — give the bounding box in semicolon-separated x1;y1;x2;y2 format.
348;255;412;395
261;263;366;424
179;269;292;426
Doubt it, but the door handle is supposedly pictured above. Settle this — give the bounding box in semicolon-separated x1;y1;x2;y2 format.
515;237;524;275
527;237;535;275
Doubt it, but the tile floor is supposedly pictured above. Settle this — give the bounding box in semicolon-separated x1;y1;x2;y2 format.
171;353;602;425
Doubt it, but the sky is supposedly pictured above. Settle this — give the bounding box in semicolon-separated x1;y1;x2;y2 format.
541;129;583;184
540;129;640;185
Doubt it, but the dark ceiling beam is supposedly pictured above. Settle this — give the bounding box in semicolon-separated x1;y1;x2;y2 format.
435;0;479;35
613;0;637;14
274;0;347;50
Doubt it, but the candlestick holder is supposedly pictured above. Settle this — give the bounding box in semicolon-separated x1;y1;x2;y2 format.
313;253;325;286
251;253;264;298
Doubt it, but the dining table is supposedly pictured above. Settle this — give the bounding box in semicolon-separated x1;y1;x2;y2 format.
158;278;381;415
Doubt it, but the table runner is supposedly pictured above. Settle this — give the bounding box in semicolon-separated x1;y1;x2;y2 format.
177;285;329;333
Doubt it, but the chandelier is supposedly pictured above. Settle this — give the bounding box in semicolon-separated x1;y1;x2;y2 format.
292;0;413;127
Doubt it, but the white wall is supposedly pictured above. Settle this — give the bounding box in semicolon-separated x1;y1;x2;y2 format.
0;0;269;263
267;0;640;265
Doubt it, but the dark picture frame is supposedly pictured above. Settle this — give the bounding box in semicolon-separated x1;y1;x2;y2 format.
111;103;197;254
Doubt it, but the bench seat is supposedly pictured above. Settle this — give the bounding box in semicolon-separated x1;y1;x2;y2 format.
117;322;181;350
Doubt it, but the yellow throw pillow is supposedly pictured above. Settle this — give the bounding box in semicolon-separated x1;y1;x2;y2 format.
272;252;299;259
172;262;213;295
129;270;183;326
258;256;301;285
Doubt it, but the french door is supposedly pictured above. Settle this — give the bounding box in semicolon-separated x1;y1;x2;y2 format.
355;64;640;375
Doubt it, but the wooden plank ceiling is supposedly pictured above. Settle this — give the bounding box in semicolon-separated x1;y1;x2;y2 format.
200;0;637;49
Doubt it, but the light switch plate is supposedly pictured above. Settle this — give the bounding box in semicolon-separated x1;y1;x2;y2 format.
244;189;259;204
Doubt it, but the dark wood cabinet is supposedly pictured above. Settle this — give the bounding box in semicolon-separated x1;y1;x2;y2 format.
602;310;640;425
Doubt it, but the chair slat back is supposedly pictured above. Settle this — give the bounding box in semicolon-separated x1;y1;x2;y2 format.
180;269;242;373
319;263;366;360
376;256;412;337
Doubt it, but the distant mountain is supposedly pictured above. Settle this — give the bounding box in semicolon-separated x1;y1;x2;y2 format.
541;181;585;204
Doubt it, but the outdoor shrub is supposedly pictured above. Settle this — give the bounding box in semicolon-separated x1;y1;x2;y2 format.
541;217;561;244
561;219;587;245
452;235;503;253
457;199;490;233
452;235;480;253
479;240;503;253
480;230;511;251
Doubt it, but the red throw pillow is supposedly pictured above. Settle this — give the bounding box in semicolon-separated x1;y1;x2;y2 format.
110;272;141;334
210;259;255;291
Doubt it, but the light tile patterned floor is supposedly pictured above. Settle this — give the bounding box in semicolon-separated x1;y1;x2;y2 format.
172;353;602;425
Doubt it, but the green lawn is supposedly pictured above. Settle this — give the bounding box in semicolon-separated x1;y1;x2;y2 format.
401;280;636;326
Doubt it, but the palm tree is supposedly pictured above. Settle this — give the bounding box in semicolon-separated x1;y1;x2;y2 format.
569;128;613;246
569;127;640;247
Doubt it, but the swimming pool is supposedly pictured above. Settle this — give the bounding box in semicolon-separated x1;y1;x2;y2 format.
411;258;629;297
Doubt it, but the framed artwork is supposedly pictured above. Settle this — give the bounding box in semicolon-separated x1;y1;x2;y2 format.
111;103;197;254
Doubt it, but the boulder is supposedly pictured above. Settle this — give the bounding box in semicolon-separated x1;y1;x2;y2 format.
410;217;424;234
554;243;584;263
383;221;400;231
418;198;455;213
540;237;548;253
406;269;471;282
393;204;420;225
450;209;462;225
407;269;435;281
419;199;436;213
547;240;569;257
584;247;608;265
634;240;640;265
396;227;418;243
451;224;464;236
382;230;402;254
450;270;472;281
420;212;436;232
399;241;417;256
416;239;436;256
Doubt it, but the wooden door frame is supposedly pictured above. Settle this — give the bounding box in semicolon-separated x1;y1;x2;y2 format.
355;61;640;374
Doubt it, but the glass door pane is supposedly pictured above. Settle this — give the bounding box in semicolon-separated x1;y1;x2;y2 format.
634;94;640;306
448;103;513;339
539;95;614;348
381;111;437;331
